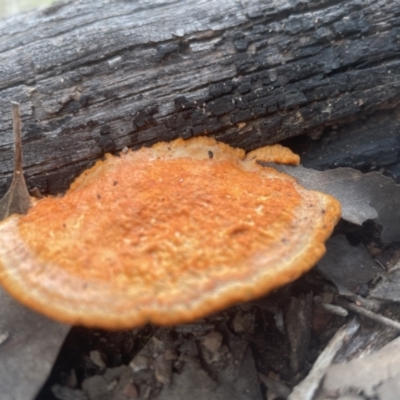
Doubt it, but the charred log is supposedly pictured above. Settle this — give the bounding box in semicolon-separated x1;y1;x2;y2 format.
0;0;399;195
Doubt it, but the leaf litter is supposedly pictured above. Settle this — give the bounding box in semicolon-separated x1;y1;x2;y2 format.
0;287;69;400
315;334;400;400
317;234;380;293
2;103;400;399
273;163;400;243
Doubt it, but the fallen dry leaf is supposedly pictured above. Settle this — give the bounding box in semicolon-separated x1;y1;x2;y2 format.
273;164;400;242
0;287;69;400
317;235;380;293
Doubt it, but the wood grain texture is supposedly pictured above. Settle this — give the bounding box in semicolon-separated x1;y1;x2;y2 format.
0;0;399;196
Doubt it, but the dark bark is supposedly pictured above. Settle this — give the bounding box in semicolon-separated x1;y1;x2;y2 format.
0;0;399;196
284;107;400;184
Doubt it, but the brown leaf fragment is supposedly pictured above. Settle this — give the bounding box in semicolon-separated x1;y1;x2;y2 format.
0;102;31;221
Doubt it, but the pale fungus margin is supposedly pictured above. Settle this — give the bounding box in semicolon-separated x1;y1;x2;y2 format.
0;103;341;330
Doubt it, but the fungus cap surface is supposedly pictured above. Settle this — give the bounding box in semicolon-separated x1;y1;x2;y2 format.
0;137;340;329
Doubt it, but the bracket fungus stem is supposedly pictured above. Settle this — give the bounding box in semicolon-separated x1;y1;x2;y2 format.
0;102;31;220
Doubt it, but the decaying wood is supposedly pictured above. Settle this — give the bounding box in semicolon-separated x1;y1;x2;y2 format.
0;0;399;196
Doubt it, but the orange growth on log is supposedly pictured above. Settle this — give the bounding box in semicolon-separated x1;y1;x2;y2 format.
0;136;340;329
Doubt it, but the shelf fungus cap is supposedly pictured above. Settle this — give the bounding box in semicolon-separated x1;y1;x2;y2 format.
0;137;340;329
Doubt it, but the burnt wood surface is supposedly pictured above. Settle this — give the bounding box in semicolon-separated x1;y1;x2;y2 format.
0;0;400;196
284;106;400;184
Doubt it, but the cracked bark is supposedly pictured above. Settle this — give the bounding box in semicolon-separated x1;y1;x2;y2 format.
0;0;399;196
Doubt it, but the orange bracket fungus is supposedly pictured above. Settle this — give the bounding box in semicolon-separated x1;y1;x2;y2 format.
0;104;341;330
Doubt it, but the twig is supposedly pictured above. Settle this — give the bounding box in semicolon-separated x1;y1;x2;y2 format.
339;299;400;332
335;283;381;312
321;302;348;317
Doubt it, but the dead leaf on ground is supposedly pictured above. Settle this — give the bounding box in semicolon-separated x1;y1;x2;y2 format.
273;164;400;242
317;235;380;293
0;287;69;400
